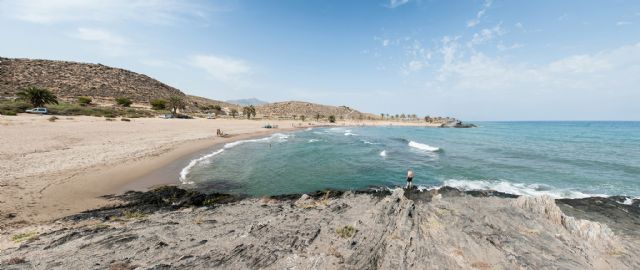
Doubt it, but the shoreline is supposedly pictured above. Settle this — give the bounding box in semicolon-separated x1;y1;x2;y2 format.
1;115;437;229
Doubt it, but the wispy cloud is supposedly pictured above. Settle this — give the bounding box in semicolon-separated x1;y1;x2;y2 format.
616;21;632;26
0;0;208;24
467;0;492;28
386;0;410;9
467;23;505;48
190;54;252;85
71;27;129;56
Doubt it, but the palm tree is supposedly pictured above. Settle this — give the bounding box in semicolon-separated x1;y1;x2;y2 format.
167;96;186;116
243;105;256;119
230;108;238;118
17;87;58;107
380;113;384;119
315;113;321;121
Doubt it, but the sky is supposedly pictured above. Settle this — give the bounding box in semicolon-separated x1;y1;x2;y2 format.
1;0;639;120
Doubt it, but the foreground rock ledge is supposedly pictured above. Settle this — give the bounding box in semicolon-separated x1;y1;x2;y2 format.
1;187;639;270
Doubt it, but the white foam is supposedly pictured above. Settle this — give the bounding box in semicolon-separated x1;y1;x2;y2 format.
408;141;440;152
308;139;320;143
362;140;379;145
306;127;313;131
440;179;608;199
179;149;225;184
344;129;356;136
224;133;289;149
379;150;387;157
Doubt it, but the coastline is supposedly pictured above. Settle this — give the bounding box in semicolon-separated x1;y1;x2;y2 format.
0;114;436;229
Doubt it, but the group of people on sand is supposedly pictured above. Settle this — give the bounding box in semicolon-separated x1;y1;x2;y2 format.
216;129;225;137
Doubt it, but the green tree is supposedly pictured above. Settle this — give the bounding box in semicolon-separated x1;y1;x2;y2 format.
380;113;384;119
150;99;167;110
230;108;238;118
115;97;132;107
167;96;186;116
77;96;92;106
300;115;306;121
17;87;58;107
243;105;256;119
315;113;321;121
292;115;297;120
328;115;336;123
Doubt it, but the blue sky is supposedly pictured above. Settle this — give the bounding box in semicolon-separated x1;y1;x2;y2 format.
1;0;639;120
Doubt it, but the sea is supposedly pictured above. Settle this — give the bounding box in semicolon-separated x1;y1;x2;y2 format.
179;122;640;200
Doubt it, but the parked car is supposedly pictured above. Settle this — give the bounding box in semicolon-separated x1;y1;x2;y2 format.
25;107;48;114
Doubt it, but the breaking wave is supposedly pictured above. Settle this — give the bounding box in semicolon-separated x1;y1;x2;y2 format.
438;179;608;199
379;150;387;157
408;141;440;152
179;149;225;184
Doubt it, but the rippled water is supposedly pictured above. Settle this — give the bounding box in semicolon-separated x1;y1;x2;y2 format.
181;122;640;198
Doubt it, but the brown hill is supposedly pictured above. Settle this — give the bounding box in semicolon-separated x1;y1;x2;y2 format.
0;57;184;103
256;101;376;120
0;57;380;119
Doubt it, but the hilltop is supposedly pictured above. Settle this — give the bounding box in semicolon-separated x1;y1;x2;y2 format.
256;101;377;120
0;57;183;104
0;57;384;120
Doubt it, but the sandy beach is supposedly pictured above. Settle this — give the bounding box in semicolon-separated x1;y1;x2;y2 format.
0;114;433;229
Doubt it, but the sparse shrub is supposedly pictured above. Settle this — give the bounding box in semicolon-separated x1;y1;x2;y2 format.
230;108;238;118
336;225;356;238
48;116;58;122
122;210;147;220
115;97;132;107
121;118;131;122
300;115;306;121
150;99;167;110
328;115;336;123
77;96;92;106
11;231;38;243
105;118;116;121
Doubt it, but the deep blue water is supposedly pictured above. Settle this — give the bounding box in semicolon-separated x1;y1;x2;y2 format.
180;122;640;198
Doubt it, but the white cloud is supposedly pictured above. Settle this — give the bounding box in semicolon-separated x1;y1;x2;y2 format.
468;24;505;47
0;0;207;24
71;27;129;56
435;42;640;93
382;39;391;47
467;0;492;28
616;21;632;26
387;0;410;8
190;54;252;85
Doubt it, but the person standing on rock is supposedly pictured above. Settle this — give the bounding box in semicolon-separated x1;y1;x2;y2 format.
406;169;414;189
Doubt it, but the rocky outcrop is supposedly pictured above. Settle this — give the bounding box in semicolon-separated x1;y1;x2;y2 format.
2;187;639;269
0;57;185;103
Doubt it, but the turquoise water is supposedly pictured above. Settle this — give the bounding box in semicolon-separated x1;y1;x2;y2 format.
181;122;640;198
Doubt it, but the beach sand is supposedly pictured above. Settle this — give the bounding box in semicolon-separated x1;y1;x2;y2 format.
0;114;433;229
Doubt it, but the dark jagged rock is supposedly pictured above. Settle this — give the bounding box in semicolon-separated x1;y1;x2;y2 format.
557;196;640;237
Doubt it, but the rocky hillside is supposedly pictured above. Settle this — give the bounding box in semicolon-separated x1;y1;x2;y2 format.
1;186;638;269
0;57;184;103
256;101;377;120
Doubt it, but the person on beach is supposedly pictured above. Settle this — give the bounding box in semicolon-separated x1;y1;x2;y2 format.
406;169;413;189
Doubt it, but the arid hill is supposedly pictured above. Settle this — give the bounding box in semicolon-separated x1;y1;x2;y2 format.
256;101;377;120
0;57;404;120
0;57;184;104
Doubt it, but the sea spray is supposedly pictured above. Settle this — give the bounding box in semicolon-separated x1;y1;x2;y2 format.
380;150;387;157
